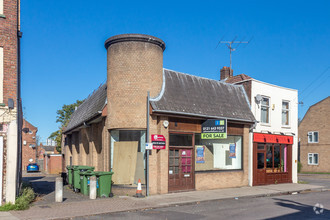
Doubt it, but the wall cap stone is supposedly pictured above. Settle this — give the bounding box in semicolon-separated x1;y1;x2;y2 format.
104;34;166;51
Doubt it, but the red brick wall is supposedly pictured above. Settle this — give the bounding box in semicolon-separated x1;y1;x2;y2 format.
22;119;38;170
0;0;18;106
46;155;63;174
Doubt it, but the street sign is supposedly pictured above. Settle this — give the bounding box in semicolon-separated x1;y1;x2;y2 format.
151;134;166;149
201;119;227;139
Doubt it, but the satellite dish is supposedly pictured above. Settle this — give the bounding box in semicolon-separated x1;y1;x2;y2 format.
255;94;262;103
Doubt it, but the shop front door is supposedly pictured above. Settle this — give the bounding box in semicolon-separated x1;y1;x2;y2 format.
168;147;194;192
253;143;292;186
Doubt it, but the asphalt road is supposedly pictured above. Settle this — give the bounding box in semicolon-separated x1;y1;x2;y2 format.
72;191;330;220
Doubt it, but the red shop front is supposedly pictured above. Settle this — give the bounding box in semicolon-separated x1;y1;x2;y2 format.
253;133;293;186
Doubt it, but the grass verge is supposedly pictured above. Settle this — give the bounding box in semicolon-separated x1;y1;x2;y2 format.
0;182;36;211
298;180;309;184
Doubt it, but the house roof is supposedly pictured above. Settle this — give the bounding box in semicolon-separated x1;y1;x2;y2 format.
150;69;255;122
42;145;55;152
300;96;330;125
64;83;107;133
225;74;252;84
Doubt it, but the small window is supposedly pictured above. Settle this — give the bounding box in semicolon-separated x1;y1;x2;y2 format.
260;97;270;124
308;153;319;165
29;130;33;134
308;131;319;143
282;101;290;126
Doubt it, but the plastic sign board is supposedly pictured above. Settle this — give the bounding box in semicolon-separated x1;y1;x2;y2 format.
151;134;166;149
145;143;153;150
201;119;227;139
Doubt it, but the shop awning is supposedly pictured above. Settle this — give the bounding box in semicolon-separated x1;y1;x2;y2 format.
253;133;293;144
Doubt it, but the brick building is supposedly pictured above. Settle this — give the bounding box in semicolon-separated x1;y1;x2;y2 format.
0;0;22;205
299;97;330;172
22;119;38;170
63;34;256;195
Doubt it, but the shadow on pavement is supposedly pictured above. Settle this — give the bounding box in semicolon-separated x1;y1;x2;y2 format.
270;198;329;219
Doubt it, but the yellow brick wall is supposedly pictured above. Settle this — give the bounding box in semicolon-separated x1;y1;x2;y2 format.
106;40;163;130
299;97;330;172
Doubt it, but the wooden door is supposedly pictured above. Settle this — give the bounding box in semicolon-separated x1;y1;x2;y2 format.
253;143;266;185
168;147;194;192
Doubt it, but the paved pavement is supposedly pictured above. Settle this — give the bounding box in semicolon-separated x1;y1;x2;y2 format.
8;182;324;220
23;174;89;205
298;173;330;189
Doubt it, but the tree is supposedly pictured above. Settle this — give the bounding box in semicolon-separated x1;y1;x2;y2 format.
49;100;84;153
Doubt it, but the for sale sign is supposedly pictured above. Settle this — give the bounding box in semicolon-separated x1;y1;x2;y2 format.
201;119;227;139
151;134;166;150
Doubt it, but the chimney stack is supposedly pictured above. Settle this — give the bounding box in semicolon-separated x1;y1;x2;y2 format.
220;66;233;80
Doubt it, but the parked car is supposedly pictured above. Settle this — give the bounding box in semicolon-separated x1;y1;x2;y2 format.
27;163;39;172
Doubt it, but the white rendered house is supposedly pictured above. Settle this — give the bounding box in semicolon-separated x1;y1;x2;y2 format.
222;67;298;186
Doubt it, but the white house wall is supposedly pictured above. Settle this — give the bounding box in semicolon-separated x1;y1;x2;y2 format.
250;80;298;183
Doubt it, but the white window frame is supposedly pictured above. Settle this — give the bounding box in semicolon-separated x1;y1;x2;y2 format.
260;96;270;125
308;131;319;143
308;153;319;165
281;100;290;127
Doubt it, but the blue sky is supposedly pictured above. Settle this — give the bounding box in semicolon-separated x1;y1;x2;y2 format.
20;0;330;143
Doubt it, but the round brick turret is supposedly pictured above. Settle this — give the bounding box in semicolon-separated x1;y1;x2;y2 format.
105;34;166;129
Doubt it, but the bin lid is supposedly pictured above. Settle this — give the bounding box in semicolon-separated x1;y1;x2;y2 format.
73;166;95;170
94;171;114;176
79;171;96;175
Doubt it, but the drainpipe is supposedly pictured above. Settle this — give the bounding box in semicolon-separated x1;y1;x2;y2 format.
16;0;23;196
146;91;150;196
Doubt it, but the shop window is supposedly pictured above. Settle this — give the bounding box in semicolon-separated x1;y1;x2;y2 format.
308;131;318;143
110;130;146;169
308;153;318;165
282;101;290;126
260;97;270;124
266;144;273;169
195;134;242;171
263;144;287;172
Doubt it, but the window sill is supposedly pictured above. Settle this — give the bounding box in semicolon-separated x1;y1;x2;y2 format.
307;142;319;144
0;14;6;19
281;126;291;129
260;123;271;127
307;164;318;166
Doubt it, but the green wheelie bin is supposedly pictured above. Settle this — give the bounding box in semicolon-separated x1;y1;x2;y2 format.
66;165;76;187
79;171;98;196
95;171;114;198
73;166;95;193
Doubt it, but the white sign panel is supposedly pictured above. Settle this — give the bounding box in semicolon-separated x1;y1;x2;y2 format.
145;143;153;150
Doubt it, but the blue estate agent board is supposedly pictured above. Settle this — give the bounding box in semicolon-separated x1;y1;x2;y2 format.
201;119;227;139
